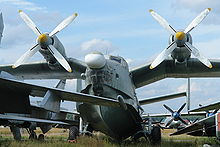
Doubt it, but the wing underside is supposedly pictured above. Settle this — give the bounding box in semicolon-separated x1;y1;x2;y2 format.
131;58;220;88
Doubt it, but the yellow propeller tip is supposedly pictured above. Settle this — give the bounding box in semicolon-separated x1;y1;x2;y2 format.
150;65;154;69
18;10;22;13
149;9;154;13
208;8;212;11
68;69;72;73
209;65;213;68
74;13;78;17
12;65;17;69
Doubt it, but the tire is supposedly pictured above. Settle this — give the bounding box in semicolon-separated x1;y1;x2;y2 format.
29;131;37;140
68;126;79;140
38;134;45;141
10;126;21;141
149;126;161;145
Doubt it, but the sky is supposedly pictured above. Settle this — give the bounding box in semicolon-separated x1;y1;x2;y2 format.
1;0;220;114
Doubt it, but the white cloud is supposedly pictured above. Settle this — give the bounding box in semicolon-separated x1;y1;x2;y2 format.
0;0;45;11
80;38;118;54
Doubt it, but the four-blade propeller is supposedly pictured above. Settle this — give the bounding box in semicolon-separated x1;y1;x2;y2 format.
13;10;78;72
149;8;212;69
163;103;188;127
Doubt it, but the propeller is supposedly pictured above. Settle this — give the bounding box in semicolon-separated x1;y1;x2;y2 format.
163;103;188;127
149;8;212;69
12;10;78;72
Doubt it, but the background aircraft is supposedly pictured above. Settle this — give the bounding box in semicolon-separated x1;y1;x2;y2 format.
0;72;79;140
170;102;220;138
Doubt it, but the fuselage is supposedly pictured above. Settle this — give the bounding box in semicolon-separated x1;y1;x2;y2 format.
78;54;143;140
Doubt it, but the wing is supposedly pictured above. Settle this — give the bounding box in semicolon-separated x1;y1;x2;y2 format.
0;77;120;107
170;115;215;136
0;58;86;79
190;102;220;112
144;112;206;118
0;114;69;125
130;58;220;88
139;92;186;105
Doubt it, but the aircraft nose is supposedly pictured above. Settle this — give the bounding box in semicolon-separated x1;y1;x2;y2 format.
85;52;106;69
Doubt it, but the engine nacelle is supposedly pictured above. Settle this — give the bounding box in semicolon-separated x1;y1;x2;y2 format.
47;60;60;70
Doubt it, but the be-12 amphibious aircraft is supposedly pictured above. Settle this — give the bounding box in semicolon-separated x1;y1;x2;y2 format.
1;8;220;144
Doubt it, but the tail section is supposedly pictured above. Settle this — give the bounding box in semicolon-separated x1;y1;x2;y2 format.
40;80;66;112
0;13;4;44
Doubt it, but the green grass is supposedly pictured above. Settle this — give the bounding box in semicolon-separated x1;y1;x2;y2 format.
0;128;219;147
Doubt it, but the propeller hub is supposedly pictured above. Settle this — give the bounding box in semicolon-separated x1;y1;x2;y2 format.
175;31;185;40
38;34;48;43
85;52;106;69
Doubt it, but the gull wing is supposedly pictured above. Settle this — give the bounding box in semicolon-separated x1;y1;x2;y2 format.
130;58;220;88
0;58;86;79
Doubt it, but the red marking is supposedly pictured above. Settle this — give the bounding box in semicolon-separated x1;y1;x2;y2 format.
218;113;220;131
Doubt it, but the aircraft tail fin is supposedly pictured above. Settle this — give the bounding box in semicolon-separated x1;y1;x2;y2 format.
0;13;3;44
40;80;66;112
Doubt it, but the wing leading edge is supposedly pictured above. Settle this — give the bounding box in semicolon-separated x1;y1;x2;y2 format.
0;77;120;107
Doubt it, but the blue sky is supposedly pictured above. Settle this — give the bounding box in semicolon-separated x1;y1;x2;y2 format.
1;0;220;114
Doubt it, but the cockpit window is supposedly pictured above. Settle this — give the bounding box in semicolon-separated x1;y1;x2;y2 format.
109;56;121;63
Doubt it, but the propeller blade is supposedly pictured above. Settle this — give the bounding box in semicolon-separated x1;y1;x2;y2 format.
18;10;41;36
177;103;186;114
184;8;211;34
178;116;188;125
47;45;72;72
163;104;174;114
12;44;40;68
150;42;177;69
165;117;174;127
185;42;212;68
49;13;78;37
149;9;176;35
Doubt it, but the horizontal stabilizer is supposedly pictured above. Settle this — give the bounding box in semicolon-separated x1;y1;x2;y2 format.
139;92;186;105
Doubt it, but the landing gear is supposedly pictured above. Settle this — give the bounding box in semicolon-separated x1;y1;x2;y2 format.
149;126;161;145
38;134;45;141
29;130;37;140
10;126;21;141
68;126;79;142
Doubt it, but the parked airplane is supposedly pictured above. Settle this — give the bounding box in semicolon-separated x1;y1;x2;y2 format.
1;8;220;144
144;103;205;129
12;10;77;72
170;102;220;138
0;72;79;140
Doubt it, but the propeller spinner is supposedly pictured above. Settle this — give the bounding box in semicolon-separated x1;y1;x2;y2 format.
149;8;212;69
12;10;78;73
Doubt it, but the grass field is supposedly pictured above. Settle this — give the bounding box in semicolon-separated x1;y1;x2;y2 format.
0;127;219;147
